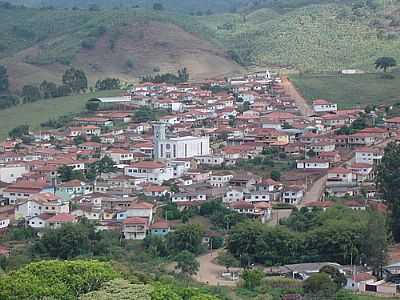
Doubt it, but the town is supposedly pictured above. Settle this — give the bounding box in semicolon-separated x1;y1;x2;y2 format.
1;69;400;299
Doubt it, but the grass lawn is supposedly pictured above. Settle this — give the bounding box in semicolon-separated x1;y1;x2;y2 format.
289;73;400;109
0;90;120;140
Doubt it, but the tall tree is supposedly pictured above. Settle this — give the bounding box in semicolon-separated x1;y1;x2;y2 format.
375;57;397;73
0;65;8;92
174;250;199;276
377;142;400;241
21;85;41;103
8;125;29;138
361;212;387;276
62;68;88;93
39;80;58;98
167;224;203;254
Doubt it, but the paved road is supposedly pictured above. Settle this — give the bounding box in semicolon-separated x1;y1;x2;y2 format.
281;76;313;116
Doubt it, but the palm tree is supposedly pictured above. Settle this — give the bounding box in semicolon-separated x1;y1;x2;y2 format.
374;57;397;73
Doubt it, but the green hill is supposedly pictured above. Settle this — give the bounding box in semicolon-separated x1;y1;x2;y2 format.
198;2;400;72
2;1;400;91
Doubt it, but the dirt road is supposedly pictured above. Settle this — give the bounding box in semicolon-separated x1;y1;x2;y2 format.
301;175;327;206
281;76;313;116
193;251;240;286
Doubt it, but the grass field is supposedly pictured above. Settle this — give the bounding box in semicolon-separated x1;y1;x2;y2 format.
0;90;120;139
289;72;400;109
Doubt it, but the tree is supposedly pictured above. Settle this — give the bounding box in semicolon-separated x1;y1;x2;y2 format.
377;142;400;241
167;224;203;254
74;135;86;145
375;57;397;73
0;260;116;300
40;80;57;98
175;250;199;276
319;265;347;289
361;211;388;275
56;85;72;97
57;165;85;182
81;279;152;300
242;269;264;290
86;101;99;111
21;85;41;103
8;125;29;138
89;156;116;177
153;3;164;10
0;64;8;92
135;107;156;122
95;78;120;91
218;252;239;273
303;273;337;298
177;68;189;82
62;68;88;93
270;170;281;181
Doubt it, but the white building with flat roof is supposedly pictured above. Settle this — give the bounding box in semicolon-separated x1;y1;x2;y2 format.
153;124;210;160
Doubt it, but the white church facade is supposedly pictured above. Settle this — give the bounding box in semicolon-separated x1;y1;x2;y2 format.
153;124;210;160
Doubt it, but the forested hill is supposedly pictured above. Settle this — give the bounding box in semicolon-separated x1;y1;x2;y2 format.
5;0;357;13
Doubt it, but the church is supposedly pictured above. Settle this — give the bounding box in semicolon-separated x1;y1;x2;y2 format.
153;123;210;160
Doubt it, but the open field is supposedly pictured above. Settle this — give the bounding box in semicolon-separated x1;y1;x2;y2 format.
0;90;120;139
289;73;400;109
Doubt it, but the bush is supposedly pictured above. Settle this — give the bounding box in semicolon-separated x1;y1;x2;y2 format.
0;260;117;300
81;38;97;50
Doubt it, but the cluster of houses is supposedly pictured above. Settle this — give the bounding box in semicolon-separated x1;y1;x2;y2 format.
0;71;398;278
0;72;397;234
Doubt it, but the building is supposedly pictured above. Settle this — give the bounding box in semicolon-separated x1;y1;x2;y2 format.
122;217;148;240
312;99;337;113
124;161;174;184
153;123;210;160
282;186;304;205
149;220;170;236
0;164;28;183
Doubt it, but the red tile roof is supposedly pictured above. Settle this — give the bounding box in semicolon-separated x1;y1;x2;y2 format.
47;213;76;223
123;216;148;225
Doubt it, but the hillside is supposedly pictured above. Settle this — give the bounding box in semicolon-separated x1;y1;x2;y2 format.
0;90;120;139
290;72;400;109
3;1;400;90
0;5;244;91
199;2;400;72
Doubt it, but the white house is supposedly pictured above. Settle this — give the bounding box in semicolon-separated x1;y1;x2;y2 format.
223;188;244;203
122;217;148;240
106;149;134;164
210;171;234;187
355;147;383;165
312;99;337;113
124;161;174;184
282;186;304;205
327;167;354;186
15;193;69;220
0;164;28;183
297;159;330;170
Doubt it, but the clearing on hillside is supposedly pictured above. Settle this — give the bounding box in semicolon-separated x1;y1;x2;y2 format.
0;90;120;139
289;73;400;109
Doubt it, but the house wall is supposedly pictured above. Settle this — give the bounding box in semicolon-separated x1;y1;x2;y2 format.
0;165;28;183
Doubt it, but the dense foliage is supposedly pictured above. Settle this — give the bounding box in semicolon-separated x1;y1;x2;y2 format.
141;68;189;84
0;260;117;300
377;142;400;241
227;206;387;270
30;222;122;259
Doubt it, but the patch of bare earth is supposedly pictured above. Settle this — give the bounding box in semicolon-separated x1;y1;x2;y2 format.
3;21;244;91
